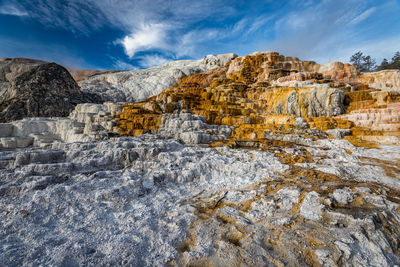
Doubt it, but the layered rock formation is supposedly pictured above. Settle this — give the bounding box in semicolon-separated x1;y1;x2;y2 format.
78;53;237;102
226;51;359;84
0;103;123;149
357;70;400;91
339;90;400;145
115;53;353;149
114;52;400;148
0;60;101;122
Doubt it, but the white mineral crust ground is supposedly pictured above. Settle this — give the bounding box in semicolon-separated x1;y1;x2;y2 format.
1;133;400;266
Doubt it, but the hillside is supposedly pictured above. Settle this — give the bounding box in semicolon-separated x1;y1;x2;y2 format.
0;52;399;266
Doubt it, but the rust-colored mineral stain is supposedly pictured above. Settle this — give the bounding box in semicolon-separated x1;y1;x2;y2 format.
113;53;400;149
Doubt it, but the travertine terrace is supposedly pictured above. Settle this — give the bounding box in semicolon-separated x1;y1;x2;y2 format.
116;52;400;147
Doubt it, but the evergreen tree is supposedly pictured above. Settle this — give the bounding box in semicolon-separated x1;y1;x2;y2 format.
392;51;400;62
350;51;376;72
350;51;365;71
378;58;389;70
351;51;400;71
392;51;400;69
362;55;376;72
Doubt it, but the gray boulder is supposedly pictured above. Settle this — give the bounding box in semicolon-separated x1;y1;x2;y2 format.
0;60;101;122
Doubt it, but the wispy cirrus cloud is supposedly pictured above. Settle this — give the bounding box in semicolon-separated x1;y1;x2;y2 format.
7;0;238;61
0;2;28;16
1;0;399;69
112;59;137;71
246;15;275;35
138;54;171;68
265;0;399;64
350;7;376;25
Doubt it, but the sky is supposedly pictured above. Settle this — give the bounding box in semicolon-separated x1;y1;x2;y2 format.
0;0;399;70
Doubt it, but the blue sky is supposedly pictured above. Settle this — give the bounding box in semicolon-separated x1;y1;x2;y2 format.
0;0;399;70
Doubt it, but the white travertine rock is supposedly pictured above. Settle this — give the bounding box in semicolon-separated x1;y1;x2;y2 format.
202;53;236;66
0;132;399;265
1;53;400;266
156;113;232;145
326;129;351;139
276;187;300;210
293;117;309;129
358;70;400;91
79;54;237;103
300;191;324;221
0;103;124;149
0;104;233;149
332;187;354;205
315;249;336;266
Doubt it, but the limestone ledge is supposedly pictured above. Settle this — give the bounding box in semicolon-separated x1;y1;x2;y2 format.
226;51;359;84
0;103;233;148
0;103;122;149
357;70;400;91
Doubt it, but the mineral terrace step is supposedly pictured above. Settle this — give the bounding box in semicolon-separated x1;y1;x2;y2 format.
0;136;34;149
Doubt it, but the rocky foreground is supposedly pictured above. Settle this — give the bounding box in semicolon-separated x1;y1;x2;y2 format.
0;52;400;266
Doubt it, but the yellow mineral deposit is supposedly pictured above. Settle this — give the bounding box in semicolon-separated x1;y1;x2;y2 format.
116;52;400;149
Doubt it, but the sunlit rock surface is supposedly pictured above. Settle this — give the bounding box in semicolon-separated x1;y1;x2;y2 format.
79;53;237;102
0;135;399;266
226;51;359;84
358;70;400;91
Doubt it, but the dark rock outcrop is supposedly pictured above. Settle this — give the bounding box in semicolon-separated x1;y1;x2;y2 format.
0;60;101;122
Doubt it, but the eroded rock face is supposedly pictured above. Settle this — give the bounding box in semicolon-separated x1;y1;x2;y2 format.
357;70;400;91
338;90;400;145
0;61;101;122
0;103;124;149
79;53;238;102
226;51;359;84
261;85;344;117
113;52;400;147
318;61;360;82
115;63;348;144
0;102;233;149
275;71;323;84
0;58;43;96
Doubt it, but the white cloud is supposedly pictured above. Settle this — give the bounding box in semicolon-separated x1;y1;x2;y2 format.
6;0;398;68
113;59;137;70
139;55;170;68
232;18;248;34
120;23;168;58
89;0;234;31
246;15;275;35
0;3;28;16
13;0;237;58
176;28;224;58
350;7;376;25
